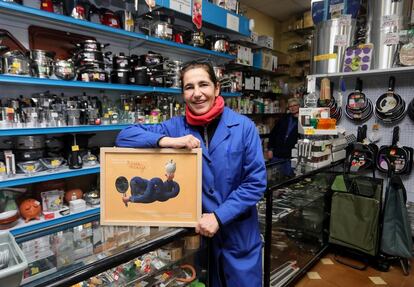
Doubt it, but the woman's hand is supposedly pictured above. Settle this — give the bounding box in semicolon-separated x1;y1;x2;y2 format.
196;213;219;238
159;135;200;149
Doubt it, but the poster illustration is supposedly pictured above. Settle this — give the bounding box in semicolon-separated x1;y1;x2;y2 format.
100;148;202;227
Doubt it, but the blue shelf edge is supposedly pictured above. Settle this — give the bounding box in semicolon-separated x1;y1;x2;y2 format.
222;92;241;97
0;124;130;136
0;2;235;60
12;207;100;240
0;75;183;93
0;167;100;188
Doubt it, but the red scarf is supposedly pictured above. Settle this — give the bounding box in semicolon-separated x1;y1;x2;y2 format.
185;96;224;126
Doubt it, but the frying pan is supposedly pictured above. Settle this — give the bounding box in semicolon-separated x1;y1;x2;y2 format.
407;98;414;122
377;126;413;175
347;125;377;172
345;98;373;123
347;78;367;111
115;176;129;206
375;76;406;123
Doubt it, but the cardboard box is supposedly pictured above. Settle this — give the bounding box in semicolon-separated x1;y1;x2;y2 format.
303;10;313;28
250;31;259;44
294;19;303;30
272;55;278;71
253;50;273;71
234;44;253;66
257;35;274;49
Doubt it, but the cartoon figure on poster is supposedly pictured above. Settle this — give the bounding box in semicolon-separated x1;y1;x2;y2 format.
115;160;180;206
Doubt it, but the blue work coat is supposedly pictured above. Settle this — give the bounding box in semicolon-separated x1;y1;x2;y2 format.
116;107;267;287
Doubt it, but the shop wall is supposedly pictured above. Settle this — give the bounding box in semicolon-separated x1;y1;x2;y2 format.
243;5;283;51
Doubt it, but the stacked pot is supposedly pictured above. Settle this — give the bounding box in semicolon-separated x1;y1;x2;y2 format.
73;40;111;83
164;60;182;88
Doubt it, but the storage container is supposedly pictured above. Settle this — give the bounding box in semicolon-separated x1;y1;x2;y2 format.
0;231;28;287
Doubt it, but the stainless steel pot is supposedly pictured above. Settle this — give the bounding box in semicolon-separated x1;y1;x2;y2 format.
367;0;413;69
75;40;109;51
150;22;173;40
66;109;81;126
2;50;31;75
31;50;54;78
209;34;230;53
55;59;76;80
312;19;356;74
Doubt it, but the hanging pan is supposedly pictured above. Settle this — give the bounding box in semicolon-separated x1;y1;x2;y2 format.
375;76;406;124
347;125;377;172
377;126;413;175
345;78;373;123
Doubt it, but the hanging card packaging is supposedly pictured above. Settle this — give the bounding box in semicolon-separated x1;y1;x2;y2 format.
343;43;373;72
192;0;202;30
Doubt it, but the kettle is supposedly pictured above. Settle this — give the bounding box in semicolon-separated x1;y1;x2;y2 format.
63;0;94;21
99;8;121;28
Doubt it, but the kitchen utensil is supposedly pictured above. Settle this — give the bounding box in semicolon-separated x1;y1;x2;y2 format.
40;0;54;12
343;44;373;72
68;134;82;169
14;149;45;162
184;30;205;47
41;190;64;211
98;8;121;28
83;186;100;205
375;76;406;124
12;135;46;150
207;34;230;53
30;49;55;78
2;50;31;75
82;151;98;166
54;59;76;80
115;176;129;206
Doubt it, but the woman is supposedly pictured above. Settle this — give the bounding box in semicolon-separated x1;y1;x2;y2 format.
116;60;266;287
268;97;300;176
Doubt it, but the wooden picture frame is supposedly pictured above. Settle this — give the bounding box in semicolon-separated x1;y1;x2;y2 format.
100;147;202;227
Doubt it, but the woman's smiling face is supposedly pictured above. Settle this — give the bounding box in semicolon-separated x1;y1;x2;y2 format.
182;67;220;115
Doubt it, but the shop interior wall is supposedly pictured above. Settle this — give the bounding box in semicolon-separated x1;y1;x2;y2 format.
324;75;414;202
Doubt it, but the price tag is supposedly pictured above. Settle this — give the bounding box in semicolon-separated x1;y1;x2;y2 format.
25;165;35;171
0;167;6;173
304;128;315;135
71;145;79;152
126;19;134;26
314;53;337;61
382;15;399;28
330;3;344;13
226;13;239;32
108;111;114;115
339;14;352;26
124;106;129;111
6;108;14;114
384;32;400;45
334;34;348;47
31;267;40;275
51;160;60;167
170;0;191;16
134;259;142;268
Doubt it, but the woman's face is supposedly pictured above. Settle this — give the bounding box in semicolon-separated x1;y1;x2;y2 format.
182;67;219;115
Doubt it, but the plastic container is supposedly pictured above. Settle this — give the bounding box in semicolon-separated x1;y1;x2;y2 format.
0;231;28;287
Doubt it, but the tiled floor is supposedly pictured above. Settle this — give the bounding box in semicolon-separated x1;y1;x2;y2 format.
295;254;414;287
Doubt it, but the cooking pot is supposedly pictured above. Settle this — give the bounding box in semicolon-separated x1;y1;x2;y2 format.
75;40;109;51
75;50;111;63
141;52;163;66
10;135;46;150
66;108;81;125
141;11;174;40
112;53;130;70
98;8;121;28
2;50;31;75
133;66;149;85
207;34;230;53
184;31;205;47
111;69;130;84
55;59;76;80
15;149;45;162
30;50;55;78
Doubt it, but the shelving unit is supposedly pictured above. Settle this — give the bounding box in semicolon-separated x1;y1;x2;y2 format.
0;2;251;285
309;66;414;80
0;166;100;188
225;63;289;77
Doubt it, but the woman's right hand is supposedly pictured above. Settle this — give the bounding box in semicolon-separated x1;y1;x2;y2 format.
158;135;201;149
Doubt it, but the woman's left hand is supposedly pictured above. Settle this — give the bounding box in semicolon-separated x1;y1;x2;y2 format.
195;213;219;238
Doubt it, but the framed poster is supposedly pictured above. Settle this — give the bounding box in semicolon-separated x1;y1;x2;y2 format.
100;147;202;227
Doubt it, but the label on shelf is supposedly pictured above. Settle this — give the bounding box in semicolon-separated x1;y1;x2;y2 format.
330;3;344;13
304;127;316;135
72;145;79;152
170;0;191;16
314;53;337;61
227;13;239;32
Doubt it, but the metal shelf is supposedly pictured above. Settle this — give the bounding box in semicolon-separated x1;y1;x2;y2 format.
0;166;100;188
0;124;130;136
155;0;250;36
309;66;414;79
226;63;289;77
12;207;100;241
0;2;235;63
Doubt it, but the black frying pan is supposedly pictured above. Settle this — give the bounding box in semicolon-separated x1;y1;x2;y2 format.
115;176;129;206
375;76;406;123
377;126;412;175
347;78;367;111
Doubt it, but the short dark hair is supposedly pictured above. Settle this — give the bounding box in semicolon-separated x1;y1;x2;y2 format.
180;59;218;89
